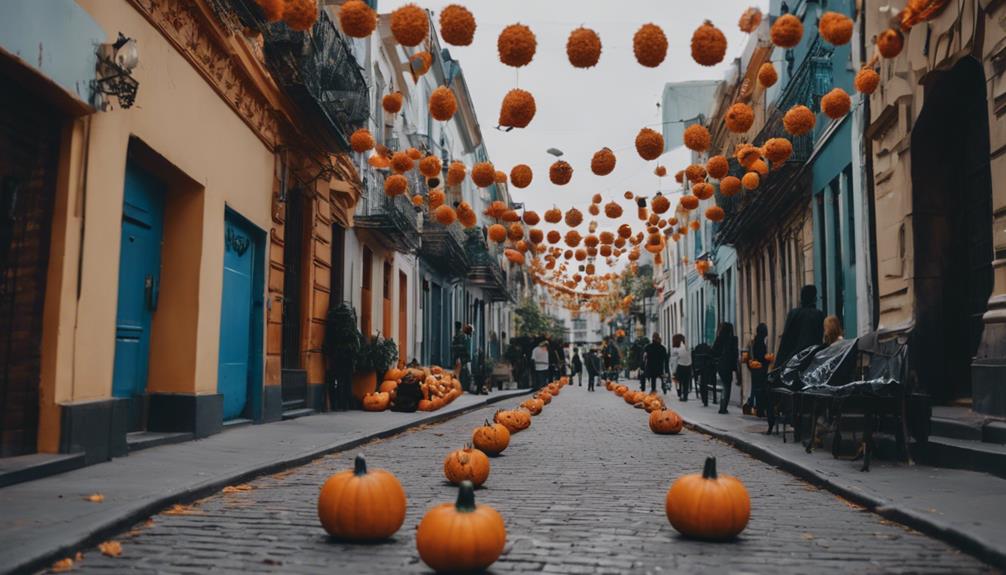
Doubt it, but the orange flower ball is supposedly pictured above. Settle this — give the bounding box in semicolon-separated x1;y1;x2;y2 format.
693;183;714;201
384;174;408;196
529;228;544;244
410;51;433;77
499;89;536;129
544;208;562;223
406;148;423;160
523;210;540;226
725;103;755;133
819;11;853;46
750;159;769;177
495;170;508;184
735;144;762;168
685;164;707;183
720;176;742;196
742;172;760;190
635;128;665;161
547;230;561;244
434;204;457;225
599;231;615;244
411;194;424;207
783;105;816;136
617;223;633;239
564;207;584;228
680;195;699;210
855;68;880;95
382;92;404;114
564;230;582;248
549;161;573;185
625;191;635;200
762;137;793;164
738;7;763;33
821;88;852;120
588;204;600;216
283;0;318;31
683;124;712;152
508;222;524;241
349;128;375;153
771;13;803;48
675;170;685;183
591;193;603;204
472;162;496;188
654;165;667;177
255;0;284;21
447;161;466;186
429;86;457;121
390;3;429;47
689;220;701;231
758;62;778;87
428;188;445;209
391;151;414;173
691;21;728;67
877;28;904;59
419;155;442;178
567;27;602;68
510;164;533;188
498;24;537;67
488;224;507;243
705;205;726;222
338;0;377;38
706;155;729;180
591;148;617;176
439;4;476;46
633;23;668;67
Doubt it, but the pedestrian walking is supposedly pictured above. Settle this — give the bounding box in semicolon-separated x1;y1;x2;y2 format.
642;333;669;393
451;322;472;392
744;323;769;416
671;334;692;401
713;322;740;414
571;347;583;386
776;284;826;368
692;340;716;406
585;348;602;391
532;339;550;390
604;338;622;382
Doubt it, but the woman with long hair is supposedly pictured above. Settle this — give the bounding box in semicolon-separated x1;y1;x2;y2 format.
671;334;692;401
823;315;844;345
713;322;740;414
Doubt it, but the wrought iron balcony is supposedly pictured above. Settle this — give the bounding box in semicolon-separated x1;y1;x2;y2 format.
420;214;470;278
355;172;422;253
464;229;509;302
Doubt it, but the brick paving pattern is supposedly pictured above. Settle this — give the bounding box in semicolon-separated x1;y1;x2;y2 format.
65;387;995;574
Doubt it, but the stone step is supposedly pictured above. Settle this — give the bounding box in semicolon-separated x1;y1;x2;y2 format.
126;431;194;453
0;453;87;488
916;436;1006;479
930;415;984;441
281;407;315;421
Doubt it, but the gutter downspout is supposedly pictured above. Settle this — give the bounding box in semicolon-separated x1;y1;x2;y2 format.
859;5;881;330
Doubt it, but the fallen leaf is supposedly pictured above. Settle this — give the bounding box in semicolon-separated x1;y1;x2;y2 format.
51;558;74;572
161;503;201;516
801;533;815;540
98;541;122;558
222;484;253;494
85;494;104;503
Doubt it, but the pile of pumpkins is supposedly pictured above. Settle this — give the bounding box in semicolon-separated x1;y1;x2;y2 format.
317;377;569;573
362;365;463;412
605;380;684;435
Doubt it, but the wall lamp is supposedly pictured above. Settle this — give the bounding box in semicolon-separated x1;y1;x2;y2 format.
93;33;140;110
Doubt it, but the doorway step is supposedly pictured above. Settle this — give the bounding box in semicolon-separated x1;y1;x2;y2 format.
0;453;86;488
126;431;193;454
281;369;314;419
914;406;1006;478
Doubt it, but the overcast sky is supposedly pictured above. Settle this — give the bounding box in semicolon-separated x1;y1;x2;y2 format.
379;0;770;275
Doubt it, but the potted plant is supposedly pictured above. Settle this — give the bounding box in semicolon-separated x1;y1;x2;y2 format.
325;303;362;410
352;335;399;404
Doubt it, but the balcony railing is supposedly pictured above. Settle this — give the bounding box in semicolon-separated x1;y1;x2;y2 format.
464;228;509;302
355;171;422;253
420;214;470;278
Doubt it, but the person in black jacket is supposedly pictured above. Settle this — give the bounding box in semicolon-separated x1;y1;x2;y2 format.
744;323;769;416
585;348;600;391
713;322;739;414
571;347;583;386
642;333;669;394
776;284;826;368
692;341;715;406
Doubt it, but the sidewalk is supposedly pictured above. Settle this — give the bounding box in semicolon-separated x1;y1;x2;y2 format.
671;396;1006;570
0;389;529;575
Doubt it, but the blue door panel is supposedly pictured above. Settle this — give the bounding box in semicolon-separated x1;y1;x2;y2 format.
218;216;258;420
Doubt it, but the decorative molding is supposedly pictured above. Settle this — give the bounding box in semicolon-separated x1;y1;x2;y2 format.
127;0;281;149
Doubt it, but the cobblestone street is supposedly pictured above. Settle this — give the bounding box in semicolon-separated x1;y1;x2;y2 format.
66;387;993;574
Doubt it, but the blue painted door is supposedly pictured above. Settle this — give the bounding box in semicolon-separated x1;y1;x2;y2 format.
113;164;165;430
218;215;258;420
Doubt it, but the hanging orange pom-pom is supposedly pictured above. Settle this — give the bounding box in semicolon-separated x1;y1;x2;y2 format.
735;144;762;168
783;105;816;136
689;220;701;231
821;88;851;119
651;193;670;214
855;68;880;95
338;0;376;37
350;128;375;153
495;171;508;185
819;11;853;46
283;0;318;32
742;172;760;190
605;202;624;219
457;201;477;228
565;230;583;248
529;228;544;244
430;86;457;121
591;148;617;176
368;154;390;170
549;161;573;185
706;156;729;180
750;159;769;177
680;195;699;210
544;207;562;223
635;128;665;161
439;4;476;46
546;230;561;244
624;191;635;200
877;28;904;58
383;92;404;114
683;124;712;152
498;24;537;67
771;13;803;48
255;0;284;22
434;204;457;225
504;248;525;266
390;3;429;47
419;155;442;178
654;165;667;177
488;224;507;243
693;183;714;200
565;207;583;228
447;161;466;186
384;174;408;196
523;211;540;226
567;27;602;68
725;103;754;133
508;222;524;241
510;164;533;188
758;62;778;88
685;164;707;183
633;23;668;67
391;151;414;173
720;176;742;196
499;89;536;128
763;137;793;164
738;7;763;33
617;223;633;239
472;162;496;188
412;194;424;207
410;51;433;78
406;148;423;160
691;20;728;67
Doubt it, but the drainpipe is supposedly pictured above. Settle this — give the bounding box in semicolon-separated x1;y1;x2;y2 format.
860;3;881;330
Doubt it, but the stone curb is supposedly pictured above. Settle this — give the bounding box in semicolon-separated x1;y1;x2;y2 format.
682;418;1006;571
9;390;531;575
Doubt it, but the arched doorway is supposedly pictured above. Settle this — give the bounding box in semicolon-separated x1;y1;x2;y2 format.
911;57;995;404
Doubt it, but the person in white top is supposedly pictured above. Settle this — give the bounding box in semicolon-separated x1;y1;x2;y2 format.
531;340;551;390
671;334;693;401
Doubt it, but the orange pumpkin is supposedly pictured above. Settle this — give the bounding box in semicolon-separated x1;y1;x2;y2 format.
318;455;406;540
665;457;750;540
521;398;544;415
705;206;725;222
362;391;390;411
443;445;491;487
472;420;510;456
416;481;506;573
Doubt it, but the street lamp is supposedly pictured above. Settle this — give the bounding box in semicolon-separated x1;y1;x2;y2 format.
93;33;140;110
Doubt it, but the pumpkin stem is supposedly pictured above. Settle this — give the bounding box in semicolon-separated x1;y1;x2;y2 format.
455;480;476;512
702;457;718;480
354;454;367;476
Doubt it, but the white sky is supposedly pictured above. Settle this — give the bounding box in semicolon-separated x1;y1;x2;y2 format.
378;0;770;276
